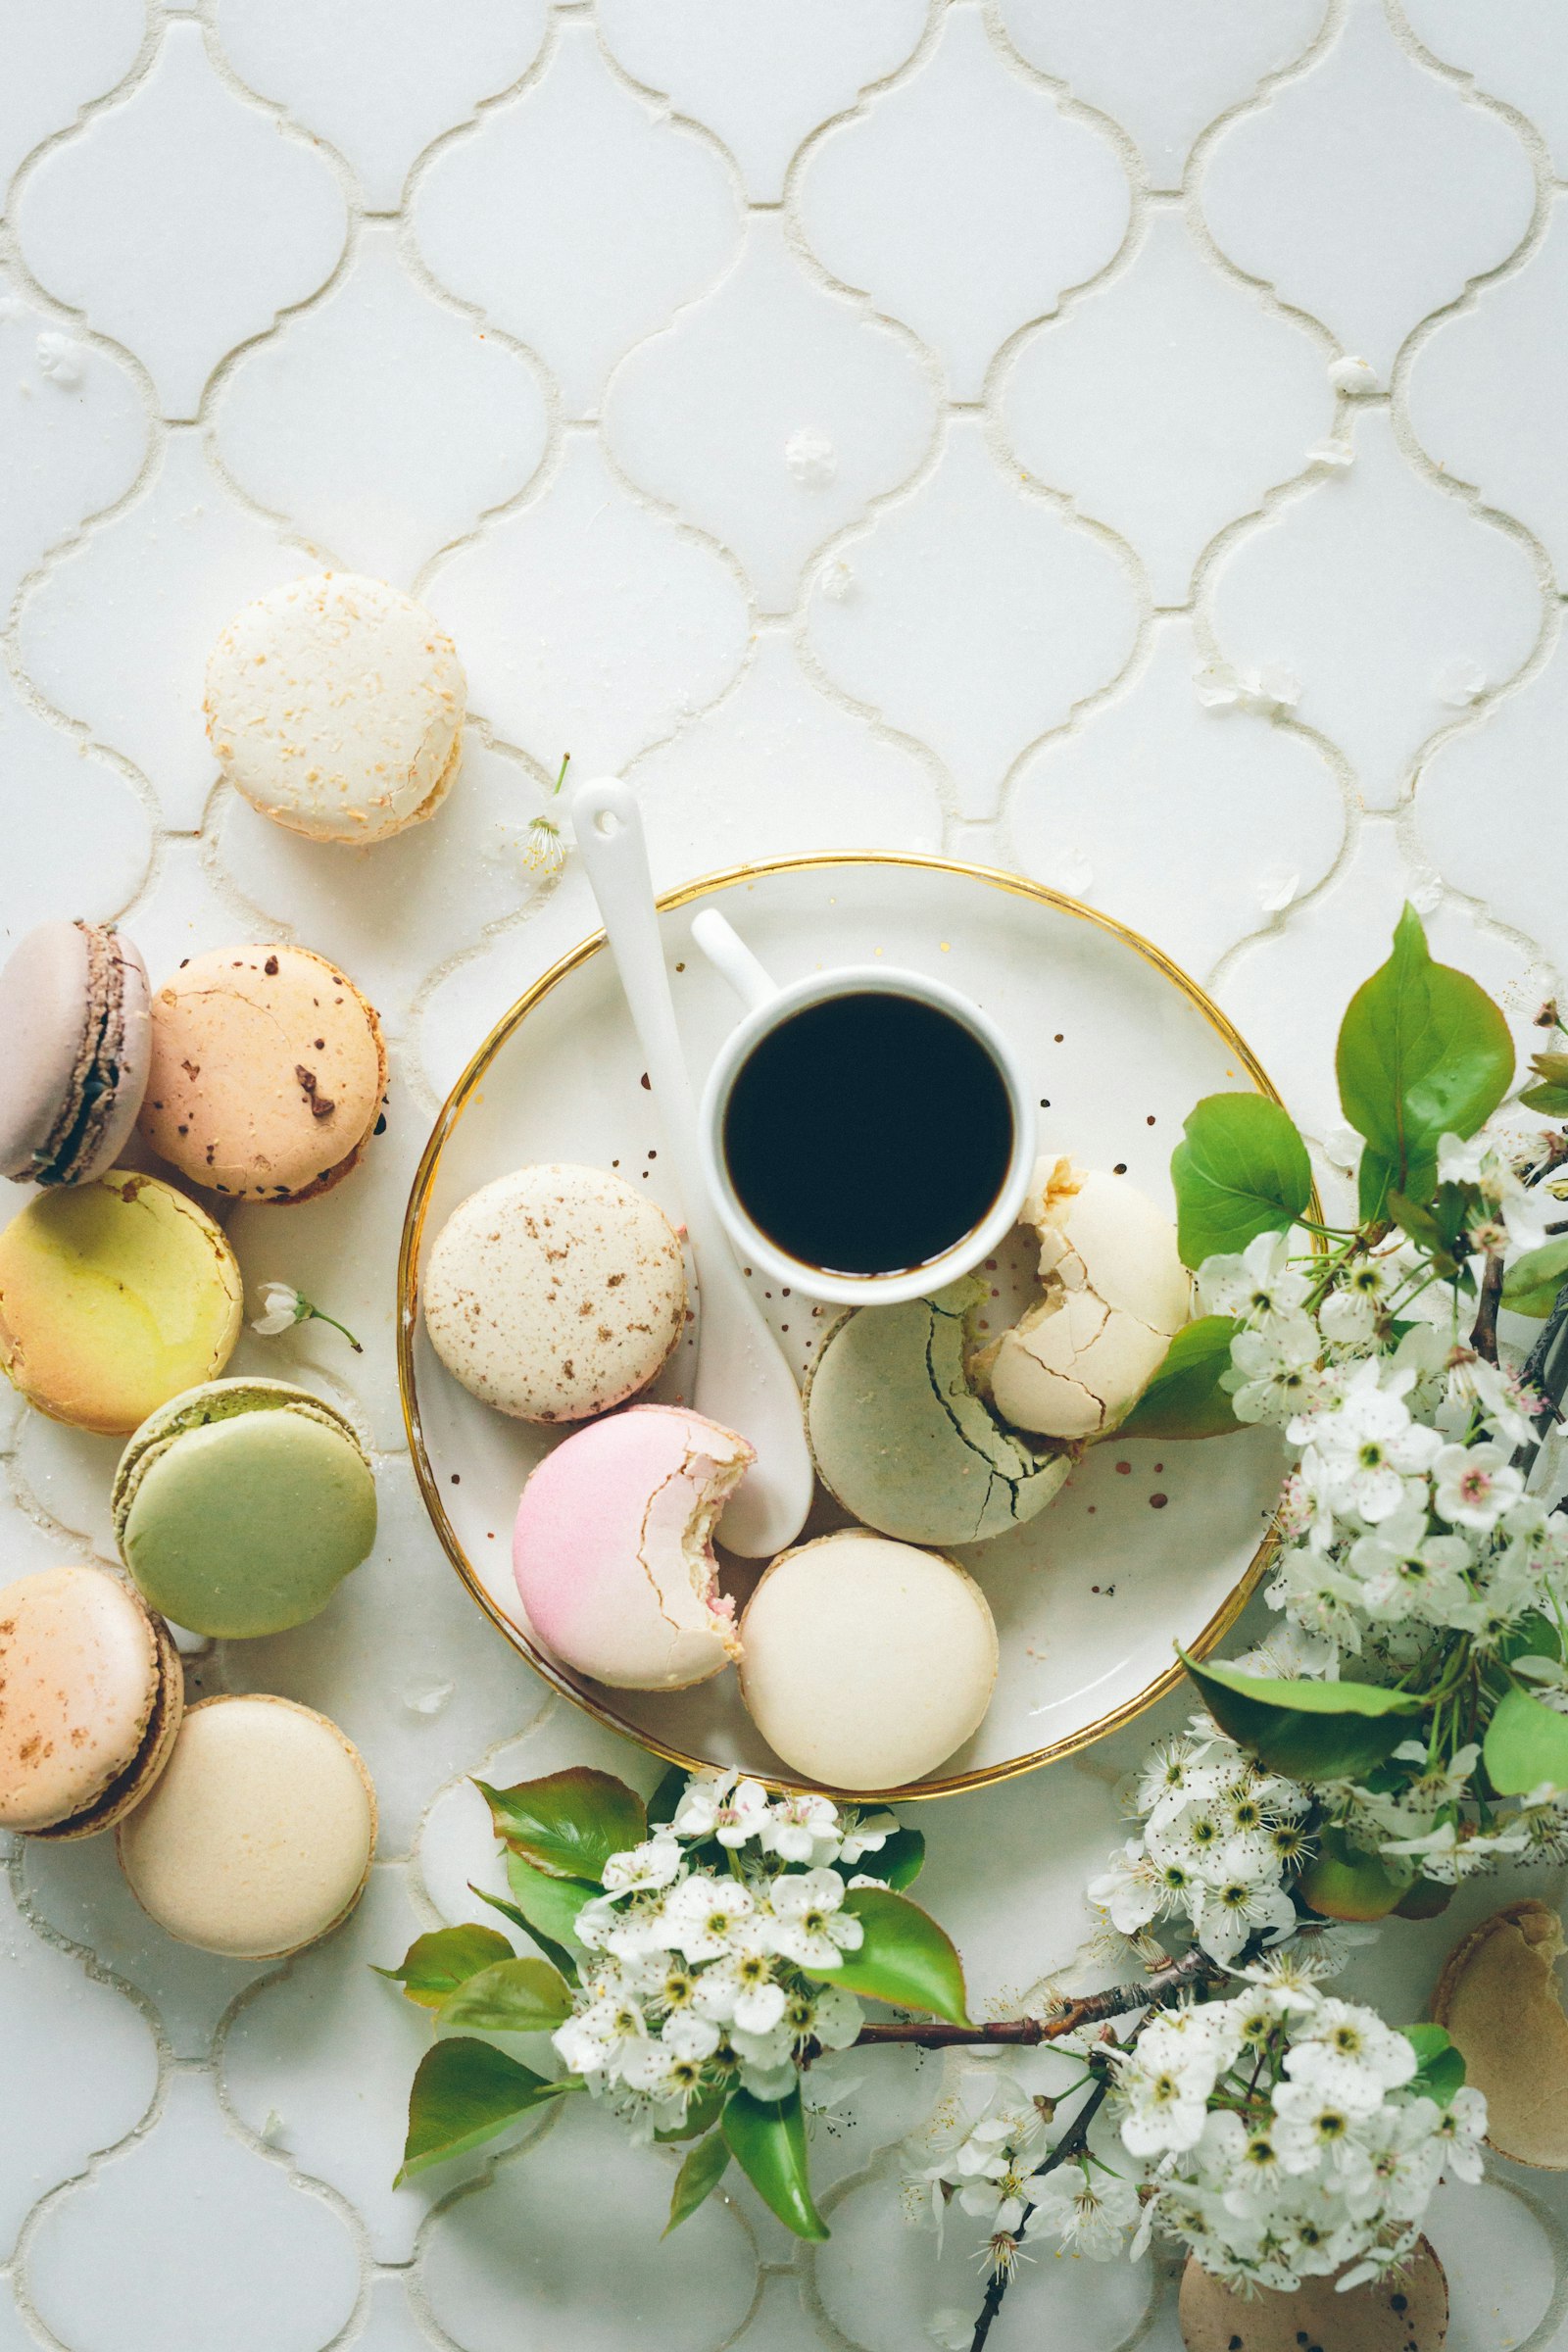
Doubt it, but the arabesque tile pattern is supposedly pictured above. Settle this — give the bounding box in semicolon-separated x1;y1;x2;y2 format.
3;3;1568;2345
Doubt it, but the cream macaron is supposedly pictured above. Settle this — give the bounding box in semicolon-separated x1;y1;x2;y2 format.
513;1404;753;1690
206;572;465;843
0;1563;182;1839
116;1694;376;1958
425;1164;687;1424
738;1532;998;1791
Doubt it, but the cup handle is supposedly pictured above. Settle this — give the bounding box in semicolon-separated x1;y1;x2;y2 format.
690;908;779;1014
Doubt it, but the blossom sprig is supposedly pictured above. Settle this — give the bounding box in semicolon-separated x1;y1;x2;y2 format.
250;1280;363;1352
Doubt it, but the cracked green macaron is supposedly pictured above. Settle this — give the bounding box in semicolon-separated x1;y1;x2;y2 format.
113;1378;377;1638
803;1276;1071;1547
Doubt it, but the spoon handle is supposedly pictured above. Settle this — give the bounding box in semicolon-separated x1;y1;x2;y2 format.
570;777;812;1558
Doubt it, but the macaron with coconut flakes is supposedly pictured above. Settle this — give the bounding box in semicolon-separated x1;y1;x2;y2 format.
0;1563;183;1839
0;920;152;1188
513;1404;753;1690
206;572;465;842
424;1164;687;1424
138;944;385;1203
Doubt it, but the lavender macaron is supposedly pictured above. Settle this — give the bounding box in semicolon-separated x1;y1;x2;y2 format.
0;921;151;1187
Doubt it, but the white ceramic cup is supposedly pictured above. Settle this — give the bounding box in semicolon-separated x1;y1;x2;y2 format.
691;907;1035;1307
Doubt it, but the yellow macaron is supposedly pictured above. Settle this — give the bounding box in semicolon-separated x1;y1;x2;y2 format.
0;1171;242;1434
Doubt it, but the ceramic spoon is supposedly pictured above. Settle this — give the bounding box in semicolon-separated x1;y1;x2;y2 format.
570;776;813;1558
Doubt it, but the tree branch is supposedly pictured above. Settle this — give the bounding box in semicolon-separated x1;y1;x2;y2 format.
845;1941;1219;2061
968;2078;1114;2352
1471;1251;1504;1364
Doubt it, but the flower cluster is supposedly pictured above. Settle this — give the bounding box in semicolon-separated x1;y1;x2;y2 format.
552;1771;887;2137
907;2068;1137;2285
1087;1693;1311;1965
1196;1153;1568;1881
1107;1960;1486;2293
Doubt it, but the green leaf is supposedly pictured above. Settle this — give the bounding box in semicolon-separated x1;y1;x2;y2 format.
656;2082;728;2144
470;1883;580;1985
1484;1685;1568;1795
1502;1236;1568;1319
1404;2024;1466;2106
721;2089;828;2241
1336;905;1513;1219
395;2038;571;2184
1170;1093;1313;1269
647;1764;690;1832
438;1956;574;2034
372;1925;514;2011
1297;1825;1406;1923
1181;1652;1423;1781
1532;1052;1568;1084
664;2131;731;2234
1521;1081;1568;1118
1386;1184;1474;1278
506;1853;597;1956
475;1769;646;1883
846;1826;926;1891
1119;1316;1243;1441
807;1886;968;2025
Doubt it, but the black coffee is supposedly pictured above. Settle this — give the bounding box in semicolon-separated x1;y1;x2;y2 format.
721;991;1014;1277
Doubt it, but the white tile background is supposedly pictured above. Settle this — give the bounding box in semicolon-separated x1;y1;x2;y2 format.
3;2;1568;2345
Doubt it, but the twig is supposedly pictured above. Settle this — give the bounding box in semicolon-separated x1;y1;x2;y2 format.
1515;1275;1568;1486
843;1942;1218;2062
968;2079;1114;2352
1471;1250;1504;1363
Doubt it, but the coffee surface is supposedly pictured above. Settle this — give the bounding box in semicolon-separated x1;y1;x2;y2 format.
721;991;1013;1276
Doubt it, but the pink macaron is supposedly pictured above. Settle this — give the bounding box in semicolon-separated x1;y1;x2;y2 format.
513;1404;754;1690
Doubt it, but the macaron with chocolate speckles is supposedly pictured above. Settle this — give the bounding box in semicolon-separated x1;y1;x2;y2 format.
0;1563;183;1838
0;1171;242;1434
206;572;465;842
424;1163;687;1423
0;920;152;1188
117;1693;376;1957
138;943;385;1203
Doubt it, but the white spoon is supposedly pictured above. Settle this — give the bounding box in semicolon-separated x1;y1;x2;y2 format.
570;776;813;1558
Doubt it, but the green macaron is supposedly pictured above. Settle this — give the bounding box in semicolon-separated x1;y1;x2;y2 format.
113;1379;376;1638
804;1276;1071;1547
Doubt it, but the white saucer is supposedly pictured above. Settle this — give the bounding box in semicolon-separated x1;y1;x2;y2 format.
399;854;1287;1798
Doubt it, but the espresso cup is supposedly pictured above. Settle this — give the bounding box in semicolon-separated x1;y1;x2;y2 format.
692;909;1034;1307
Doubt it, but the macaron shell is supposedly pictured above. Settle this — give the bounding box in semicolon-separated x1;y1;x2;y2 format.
424;1163;687;1423
72;931;153;1185
804;1277;1070;1545
35;1609;183;1843
205;572;465;843
0;1172;242;1434
121;1404;377;1638
138;945;385;1202
513;1403;752;1690
738;1532;998;1791
1177;2239;1447;2350
1431;1897;1568;2168
0;1563;177;1835
110;1375;365;1544
117;1694;376;1958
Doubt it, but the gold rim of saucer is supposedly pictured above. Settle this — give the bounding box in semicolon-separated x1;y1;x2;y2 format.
398;851;1307;1802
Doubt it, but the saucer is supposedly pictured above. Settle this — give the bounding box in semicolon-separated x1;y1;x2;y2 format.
399;854;1289;1798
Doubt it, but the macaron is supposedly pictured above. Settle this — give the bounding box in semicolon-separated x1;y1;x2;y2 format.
804;1275;1070;1546
137;944;386;1203
971;1155;1190;1441
738;1532;998;1791
0;921;152;1188
424;1164;687;1424
0;1563;182;1838
1432;1897;1568;2168
1178;2238;1447;2351
206;572;466;842
0;1171;242;1434
113;1379;377;1639
513;1403;753;1690
116;1693;376;1958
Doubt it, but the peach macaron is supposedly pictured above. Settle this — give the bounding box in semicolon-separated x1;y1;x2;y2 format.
513;1404;753;1690
0;1563;182;1838
138;943;385;1203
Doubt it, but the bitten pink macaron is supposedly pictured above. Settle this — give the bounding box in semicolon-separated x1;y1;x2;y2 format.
513;1404;753;1690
